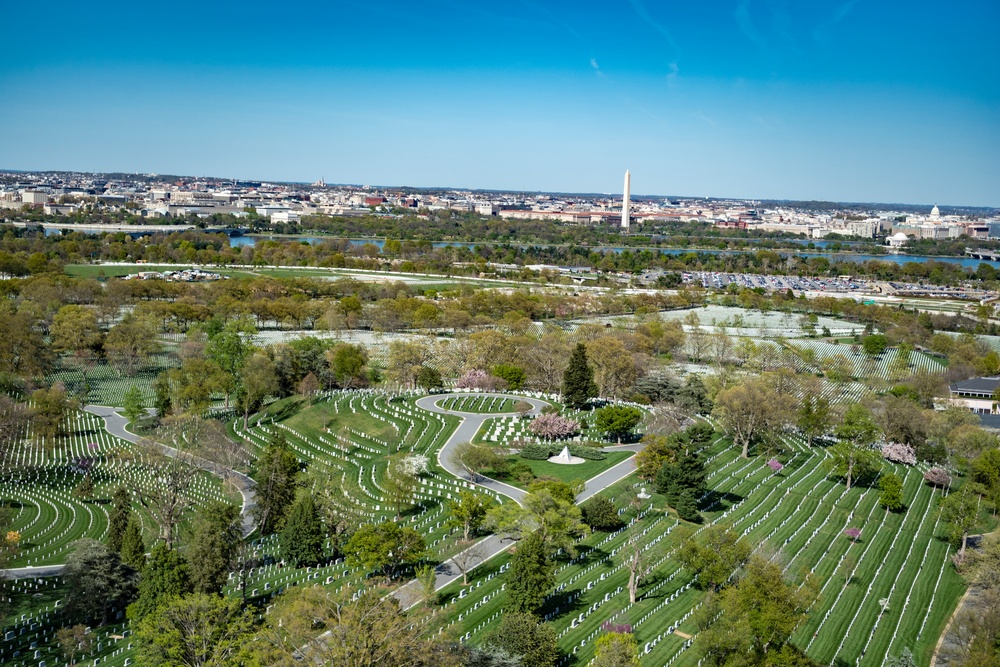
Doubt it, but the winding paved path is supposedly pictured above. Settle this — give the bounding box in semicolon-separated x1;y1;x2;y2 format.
394;393;645;608
4;405;257;580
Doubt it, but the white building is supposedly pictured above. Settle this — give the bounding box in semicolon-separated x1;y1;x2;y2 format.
887;232;910;248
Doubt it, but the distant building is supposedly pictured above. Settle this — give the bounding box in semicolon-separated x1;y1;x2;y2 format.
887;232;910;248
21;190;48;204
950;376;1000;415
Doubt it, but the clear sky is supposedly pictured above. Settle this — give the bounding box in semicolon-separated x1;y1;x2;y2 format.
1;1;997;206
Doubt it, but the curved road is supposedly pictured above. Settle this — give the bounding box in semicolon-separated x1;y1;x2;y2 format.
4;405;257;580
7;394;644;594
395;393;645;608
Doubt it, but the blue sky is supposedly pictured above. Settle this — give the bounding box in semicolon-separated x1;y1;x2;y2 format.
1;1;997;206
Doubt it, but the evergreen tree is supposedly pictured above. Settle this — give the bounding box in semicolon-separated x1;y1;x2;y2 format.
280;493;324;567
655;462;682;505
120;515;146;570
562;344;598;410
127;544;192;621
187;502;243;594
73;474;94;500
106;487;132;554
677;450;707;498
675;489;701;523
505;531;555;616
252;431;301;535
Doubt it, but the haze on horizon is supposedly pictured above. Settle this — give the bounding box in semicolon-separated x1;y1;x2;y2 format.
0;0;997;207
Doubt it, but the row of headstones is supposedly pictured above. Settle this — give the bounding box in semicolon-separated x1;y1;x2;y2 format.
803;477;901;651
824;474;937;660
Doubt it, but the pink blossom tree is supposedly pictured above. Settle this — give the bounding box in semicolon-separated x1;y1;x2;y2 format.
844;527;862;542
529;413;580;440
924;467;952;489
766;458;784;475
881;442;917;466
455;369;507;391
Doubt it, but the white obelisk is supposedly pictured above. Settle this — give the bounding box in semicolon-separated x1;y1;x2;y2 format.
622;169;631;231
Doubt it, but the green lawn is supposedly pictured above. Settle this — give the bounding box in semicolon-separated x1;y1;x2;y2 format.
499;450;633;488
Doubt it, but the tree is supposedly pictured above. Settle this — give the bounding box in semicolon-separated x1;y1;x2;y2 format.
492;363;526;391
450;441;506;482
120;515;146;569
835;404;880;447
416;365;443;391
528;413;579;440
383;453;419;519
62;539;138;625
31;384;72;443
252;431;300;535
105;314;159;376
797;393;830;447
133;427;197;549
73;473;95;500
55;624;93;666
592;631;640;667
879;472;905;513
484;612;559;667
51;304;103;385
0;395;31;469
205;319;254;409
506;531;555;615
694;555;817;666
128;544;192;621
940;490;981;556
122;385;146;426
328;343;369;389
861;333;889;356
594;405;643;444
675;489;701;522
451;540;487;586
280;492;325;567
487;485;590;556
582;495;623;532
827;439;882;490
562;343;598;409
713;378;794;458
134;593;256;667
236;352;276;429
446;490;494;542
588;336;639;399
677;524;751;592
344;521;426;580
106;486;132;554
260;585;461;667
187;502;242;595
622;516;663;604
885;648;917;667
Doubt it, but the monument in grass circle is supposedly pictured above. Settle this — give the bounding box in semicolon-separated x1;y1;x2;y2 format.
548;445;585;465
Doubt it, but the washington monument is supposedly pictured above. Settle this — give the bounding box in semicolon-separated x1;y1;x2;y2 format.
622;169;631;231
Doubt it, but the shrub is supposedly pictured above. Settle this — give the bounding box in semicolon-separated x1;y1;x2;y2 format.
882;442;917;466
520;444;554;460
508;461;536;484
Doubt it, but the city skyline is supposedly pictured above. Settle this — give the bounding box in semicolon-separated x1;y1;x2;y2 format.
1;1;997;206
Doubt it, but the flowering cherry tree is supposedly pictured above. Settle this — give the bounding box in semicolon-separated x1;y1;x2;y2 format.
844;527;862;542
766;458;784;474
924;467;952;489
882;442;917;466
529;413;580;440
455;369;506;391
400;454;429;476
